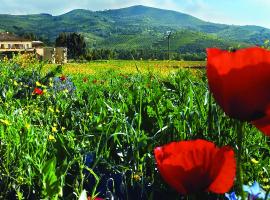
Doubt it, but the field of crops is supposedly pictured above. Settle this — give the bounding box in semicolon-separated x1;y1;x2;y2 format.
43;60;206;77
0;54;270;200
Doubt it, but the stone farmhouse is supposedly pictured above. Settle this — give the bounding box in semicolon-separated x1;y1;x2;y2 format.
0;32;67;64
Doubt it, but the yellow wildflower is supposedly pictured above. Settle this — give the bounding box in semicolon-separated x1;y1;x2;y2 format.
52;126;57;133
48;134;56;142
61;127;66;131
0;119;11;126
48;106;54;113
36;81;42;87
25;123;31;130
49;78;53;87
262;185;270;190
263;178;269;183
14;80;18;86
251;158;259;164
132;172;143;181
132;174;141;181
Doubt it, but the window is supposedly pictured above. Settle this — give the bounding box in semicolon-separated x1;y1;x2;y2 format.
0;44;4;49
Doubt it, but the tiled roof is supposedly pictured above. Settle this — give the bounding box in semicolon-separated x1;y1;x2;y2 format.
0;32;32;42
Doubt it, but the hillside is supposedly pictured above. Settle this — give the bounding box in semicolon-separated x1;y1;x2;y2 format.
0;5;268;52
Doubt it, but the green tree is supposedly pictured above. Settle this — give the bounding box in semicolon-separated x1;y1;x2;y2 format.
55;32;87;59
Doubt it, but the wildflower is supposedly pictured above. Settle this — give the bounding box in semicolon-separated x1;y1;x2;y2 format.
132;172;142;181
207;47;270;136
63;89;69;93
52;77;75;94
88;197;103;200
48;134;56;142
154;139;236;194
25;123;31;130
262;185;270;190
251;158;259;164
32;88;43;95
52;126;57;133
59;75;67;81
83;77;88;82
49;78;54;87
79;189;103;200
92;79;97;84
243;181;268;199
36;81;42;87
0;119;11;126
13;80;18;86
48;106;54;113
61;127;66;131
263;178;269;183
225;191;241;200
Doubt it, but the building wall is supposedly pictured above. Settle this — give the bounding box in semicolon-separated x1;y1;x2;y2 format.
55;47;67;64
43;47;55;63
0;41;67;64
35;48;44;56
0;41;32;51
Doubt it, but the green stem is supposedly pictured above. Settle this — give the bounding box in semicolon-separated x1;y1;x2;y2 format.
236;121;245;199
207;92;212;136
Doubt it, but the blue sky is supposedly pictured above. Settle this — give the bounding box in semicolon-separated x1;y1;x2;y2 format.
0;0;270;28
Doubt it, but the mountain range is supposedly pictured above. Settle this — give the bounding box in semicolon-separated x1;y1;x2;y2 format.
0;5;269;53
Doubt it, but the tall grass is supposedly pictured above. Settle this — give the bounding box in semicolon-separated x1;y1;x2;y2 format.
0;57;269;199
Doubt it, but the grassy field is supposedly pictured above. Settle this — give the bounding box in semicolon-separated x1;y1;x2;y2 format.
0;56;269;200
43;60;206;77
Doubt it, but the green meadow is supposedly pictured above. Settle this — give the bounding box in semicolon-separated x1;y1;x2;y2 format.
0;57;269;200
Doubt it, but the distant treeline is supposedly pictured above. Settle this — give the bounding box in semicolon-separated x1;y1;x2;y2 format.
54;32;206;61
84;49;206;61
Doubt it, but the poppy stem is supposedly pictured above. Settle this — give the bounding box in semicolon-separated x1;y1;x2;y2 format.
207;92;212;135
236;121;245;199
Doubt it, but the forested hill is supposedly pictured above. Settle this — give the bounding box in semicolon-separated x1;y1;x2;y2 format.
0;5;269;51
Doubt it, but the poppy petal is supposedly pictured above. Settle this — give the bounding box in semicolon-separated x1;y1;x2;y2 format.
252;107;270;136
154;139;236;194
208;146;236;193
207;47;270;121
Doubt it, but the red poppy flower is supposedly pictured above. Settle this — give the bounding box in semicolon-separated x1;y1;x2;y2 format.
88;197;103;200
59;75;67;81
32;87;43;95
207;47;270;125
154;139;236;194
251;113;270;136
83;77;88;83
92;79;97;84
